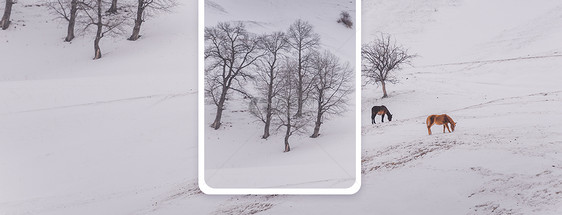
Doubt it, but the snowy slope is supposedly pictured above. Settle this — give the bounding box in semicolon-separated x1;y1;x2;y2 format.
2;0;562;214
359;0;562;214
0;0;199;214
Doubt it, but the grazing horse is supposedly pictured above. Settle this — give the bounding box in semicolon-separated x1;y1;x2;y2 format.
426;114;456;135
371;105;392;124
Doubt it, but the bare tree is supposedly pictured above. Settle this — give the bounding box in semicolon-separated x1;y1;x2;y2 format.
106;0;117;13
310;51;353;138
275;62;309;152
285;19;320;117
1;0;14;30
80;0;127;59
362;34;414;98
46;0;81;41
249;32;288;139
205;22;262;130
128;0;176;41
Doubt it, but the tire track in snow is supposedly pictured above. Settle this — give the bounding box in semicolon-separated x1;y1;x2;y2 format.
213;195;279;215
418;53;562;68
0;182;178;215
133;181;204;214
0;91;196;116
467;167;562;215
361;138;466;174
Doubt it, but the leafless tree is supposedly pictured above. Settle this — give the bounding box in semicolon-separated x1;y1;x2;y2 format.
1;0;14;30
46;0;81;41
362;34;414;98
285;19;320;117
79;0;127;59
249;31;288;139
205;22;262;130
106;0;117;13
128;0;176;41
310;51;353;138
274;62;310;152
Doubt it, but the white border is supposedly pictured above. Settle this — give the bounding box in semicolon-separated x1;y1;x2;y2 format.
198;0;362;195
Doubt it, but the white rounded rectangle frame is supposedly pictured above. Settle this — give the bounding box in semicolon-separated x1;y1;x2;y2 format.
198;0;362;195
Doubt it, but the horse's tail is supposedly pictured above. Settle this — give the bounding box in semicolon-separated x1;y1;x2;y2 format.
426;115;435;127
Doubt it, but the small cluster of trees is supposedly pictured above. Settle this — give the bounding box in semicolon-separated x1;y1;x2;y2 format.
1;0;176;59
205;20;353;152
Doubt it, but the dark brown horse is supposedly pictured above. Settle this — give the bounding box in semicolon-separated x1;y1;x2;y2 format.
371;105;392;124
426;114;456;135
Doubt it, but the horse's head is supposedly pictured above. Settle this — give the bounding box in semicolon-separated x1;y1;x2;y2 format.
451;121;456;131
388;113;393;121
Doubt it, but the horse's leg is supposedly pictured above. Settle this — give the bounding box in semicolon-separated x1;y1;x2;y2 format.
381;114;385;122
372;114;376;124
428;125;432;135
443;125;446;133
445;123;451;133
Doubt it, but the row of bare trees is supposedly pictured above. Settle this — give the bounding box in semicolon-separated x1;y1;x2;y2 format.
1;0;175;59
205;20;353;152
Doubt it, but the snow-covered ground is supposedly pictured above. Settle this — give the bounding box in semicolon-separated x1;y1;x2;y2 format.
360;0;562;214
0;0;199;214
1;0;562;214
203;0;357;190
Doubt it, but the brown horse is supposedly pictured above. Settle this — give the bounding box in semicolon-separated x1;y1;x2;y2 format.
371;105;392;124
426;114;456;135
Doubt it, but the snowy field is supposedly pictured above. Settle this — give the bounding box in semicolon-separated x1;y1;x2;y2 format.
1;0;561;214
0;0;199;214
361;0;562;214
203;0;357;190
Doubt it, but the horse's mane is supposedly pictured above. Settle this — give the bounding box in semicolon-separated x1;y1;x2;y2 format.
383;105;391;115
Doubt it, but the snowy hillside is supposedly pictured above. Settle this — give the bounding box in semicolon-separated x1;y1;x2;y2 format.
1;0;562;214
360;0;562;214
0;0;199;214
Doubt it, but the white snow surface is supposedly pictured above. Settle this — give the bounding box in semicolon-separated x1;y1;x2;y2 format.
360;0;562;214
203;0;357;190
1;0;562;214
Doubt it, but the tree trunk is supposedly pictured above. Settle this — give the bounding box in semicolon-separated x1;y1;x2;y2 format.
1;0;14;30
128;0;144;41
283;100;292;152
284;122;291;152
262;100;272;139
381;80;388;98
262;118;270;139
65;0;78;42
262;75;274;139
107;0;118;14
93;0;102;60
211;88;227;130
310;102;322;138
93;27;102;59
296;49;303;117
